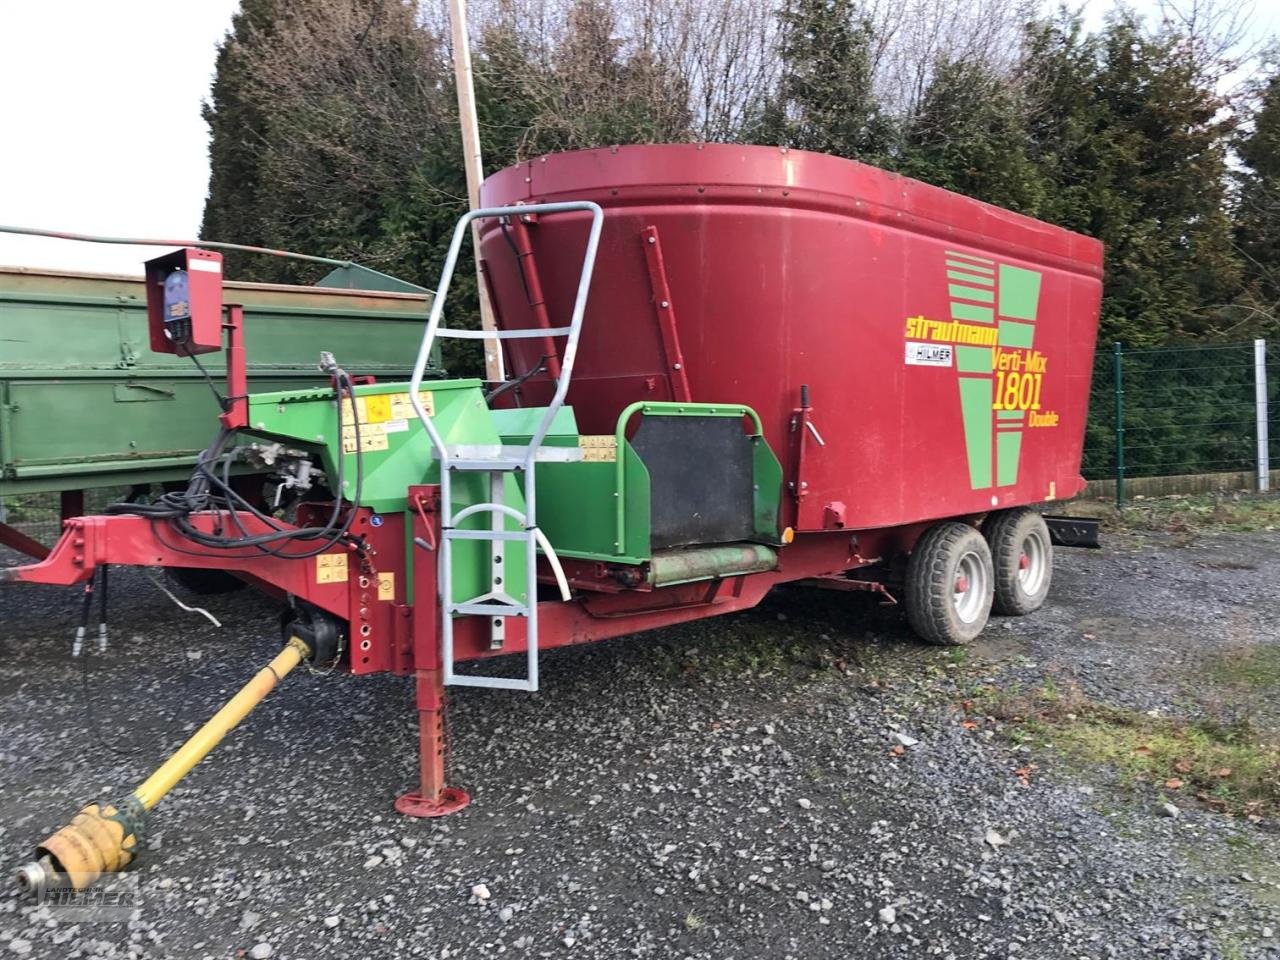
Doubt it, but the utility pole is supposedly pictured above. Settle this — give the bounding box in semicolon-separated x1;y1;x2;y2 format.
448;0;504;383
1257;339;1270;493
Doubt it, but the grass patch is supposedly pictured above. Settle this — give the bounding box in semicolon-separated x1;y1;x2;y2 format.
1205;645;1280;690
1067;493;1280;537
973;679;1280;817
647;617;830;680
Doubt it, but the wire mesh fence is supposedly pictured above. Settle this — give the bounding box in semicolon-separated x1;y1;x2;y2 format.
0;488;129;549
1084;340;1276;502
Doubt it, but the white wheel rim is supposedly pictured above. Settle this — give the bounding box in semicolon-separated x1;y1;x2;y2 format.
952;550;988;624
1016;532;1048;596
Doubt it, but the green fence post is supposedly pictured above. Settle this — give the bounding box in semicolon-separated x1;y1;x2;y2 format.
1114;342;1125;508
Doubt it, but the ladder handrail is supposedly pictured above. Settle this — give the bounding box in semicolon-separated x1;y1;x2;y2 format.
406;201;603;693
408;201;604;474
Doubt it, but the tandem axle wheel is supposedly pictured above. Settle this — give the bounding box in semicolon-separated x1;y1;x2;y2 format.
904;522;995;646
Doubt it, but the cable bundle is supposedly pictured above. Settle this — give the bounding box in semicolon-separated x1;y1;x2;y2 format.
107;368;365;560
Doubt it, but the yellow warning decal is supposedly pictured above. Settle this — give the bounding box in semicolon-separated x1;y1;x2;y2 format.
342;421;390;454
316;554;348;584
340;395;367;423
377;572;395;601
389;391;434;420
364;394;393;424
343;392;432;426
578;435;618;462
337;391;435;453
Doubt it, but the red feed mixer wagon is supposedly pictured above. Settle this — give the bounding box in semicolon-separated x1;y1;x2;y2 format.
8;144;1102;896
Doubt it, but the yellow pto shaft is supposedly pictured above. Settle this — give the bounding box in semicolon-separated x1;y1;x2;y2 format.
133;636;310;810
15;636;312;896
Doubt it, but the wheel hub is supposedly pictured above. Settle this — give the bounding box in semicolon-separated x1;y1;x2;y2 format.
1016;534;1048;595
951;550;988;624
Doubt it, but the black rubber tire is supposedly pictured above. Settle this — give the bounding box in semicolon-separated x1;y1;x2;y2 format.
168;567;247;595
904;522;994;646
984;508;1053;616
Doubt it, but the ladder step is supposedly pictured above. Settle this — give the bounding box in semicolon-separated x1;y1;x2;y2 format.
445;444;584;465
449;601;529;617
435;325;572;340
444;528;531;542
447;674;538;691
448;459;523;473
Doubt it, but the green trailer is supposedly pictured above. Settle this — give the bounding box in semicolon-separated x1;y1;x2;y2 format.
0;265;440;557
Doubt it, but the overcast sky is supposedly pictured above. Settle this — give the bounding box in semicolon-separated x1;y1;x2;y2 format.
0;0;1275;278
0;1;241;275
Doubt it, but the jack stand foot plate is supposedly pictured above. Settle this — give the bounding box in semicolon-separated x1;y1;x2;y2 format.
394;787;471;818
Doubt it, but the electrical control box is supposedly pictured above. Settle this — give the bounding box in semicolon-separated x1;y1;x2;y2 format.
145;248;224;355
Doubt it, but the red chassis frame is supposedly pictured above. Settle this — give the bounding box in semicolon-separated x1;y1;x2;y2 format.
1;485;935;816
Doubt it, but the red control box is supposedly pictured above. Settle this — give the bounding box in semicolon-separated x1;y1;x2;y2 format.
145;248;224;355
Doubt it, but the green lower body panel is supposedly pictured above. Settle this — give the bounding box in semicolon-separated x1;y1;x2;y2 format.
498;401;784;566
648;542;778;587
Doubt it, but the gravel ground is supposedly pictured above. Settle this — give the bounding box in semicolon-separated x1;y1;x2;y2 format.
1;525;1278;959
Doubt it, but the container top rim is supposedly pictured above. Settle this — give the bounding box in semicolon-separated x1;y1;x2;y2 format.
482;142;1104;270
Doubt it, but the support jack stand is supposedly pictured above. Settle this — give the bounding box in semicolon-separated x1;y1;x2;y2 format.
395;668;471;818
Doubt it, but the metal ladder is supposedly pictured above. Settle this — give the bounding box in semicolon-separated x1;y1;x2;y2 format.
408;201;604;692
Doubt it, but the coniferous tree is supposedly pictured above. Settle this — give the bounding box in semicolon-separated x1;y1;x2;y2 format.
1099;17;1240;343
1021;13;1241;345
757;0;890;161
1235;62;1280;334
200;0;280;277
899;58;1049;216
200;0;1260;360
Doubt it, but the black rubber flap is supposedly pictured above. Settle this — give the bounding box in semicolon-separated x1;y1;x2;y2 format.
630;414;756;550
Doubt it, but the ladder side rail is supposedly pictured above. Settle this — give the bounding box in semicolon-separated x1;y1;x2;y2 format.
407;200;604;696
409;201;604;476
521;202;604;461
524;490;539;690
408;209;472;471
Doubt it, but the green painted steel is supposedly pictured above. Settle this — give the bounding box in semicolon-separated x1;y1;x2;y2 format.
504;400;783;565
751;432;785;539
615;401;782;549
316;264;427;294
242;389;784;602
1114;341;1126;507
493;403;651;563
997;264;1042;322
648;543;777;586
246;379;526;607
0;267;442;495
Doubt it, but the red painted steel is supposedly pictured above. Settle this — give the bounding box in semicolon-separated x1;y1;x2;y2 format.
144;248;225;356
639;226;692;402
2;150;1108;820
7;495;930;669
395;667;471;818
4;491;933;816
219;305;249;430
479;144;1104;533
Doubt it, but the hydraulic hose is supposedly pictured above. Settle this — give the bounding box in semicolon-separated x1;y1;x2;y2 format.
15;635;313;897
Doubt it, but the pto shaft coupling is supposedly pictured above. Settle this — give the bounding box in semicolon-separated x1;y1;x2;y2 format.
15;635;314;896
